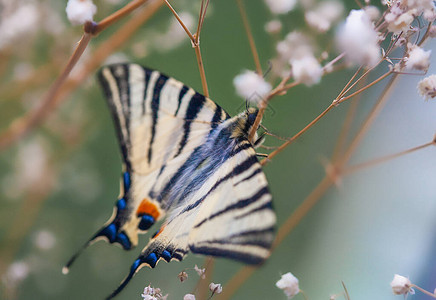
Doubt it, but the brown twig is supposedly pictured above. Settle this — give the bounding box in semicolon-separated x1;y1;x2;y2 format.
0;0;163;151
261;103;335;165
236;0;262;75
163;0;210;97
344;140;435;174
94;0;149;34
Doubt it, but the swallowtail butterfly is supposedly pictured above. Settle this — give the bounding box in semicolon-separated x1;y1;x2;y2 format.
64;63;276;298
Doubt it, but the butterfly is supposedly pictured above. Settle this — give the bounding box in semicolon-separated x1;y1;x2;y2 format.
63;63;276;299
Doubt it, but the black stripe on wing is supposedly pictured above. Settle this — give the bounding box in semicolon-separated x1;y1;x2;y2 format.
175;92;206;157
148;74;169;164
98;65;132;170
189;227;275;264
179;154;259;218
141;69;152;115
193;186;270;229
174;85;189;116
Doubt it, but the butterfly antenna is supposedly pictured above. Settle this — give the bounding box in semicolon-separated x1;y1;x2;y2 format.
263;60;272;78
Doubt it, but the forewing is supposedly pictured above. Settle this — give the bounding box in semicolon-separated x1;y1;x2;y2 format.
65;63;229;270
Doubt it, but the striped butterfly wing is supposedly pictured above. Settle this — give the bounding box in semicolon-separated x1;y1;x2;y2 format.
65;63;229;271
107;111;276;298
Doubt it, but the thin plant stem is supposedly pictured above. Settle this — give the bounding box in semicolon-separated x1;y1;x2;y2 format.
195;258;215;299
0;0;164;151
344;140;435;174
411;284;436;299
222;68;403;300
163;0;195;41
163;0;210;97
336;70;394;105
261;104;335;165
331;89;361;162
94;0;149;34
338;74;400;167
337;66;363;99
194;44;209;97
236;0;263;75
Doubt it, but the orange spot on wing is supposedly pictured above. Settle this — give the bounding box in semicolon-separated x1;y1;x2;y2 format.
136;198;161;220
153;225;165;239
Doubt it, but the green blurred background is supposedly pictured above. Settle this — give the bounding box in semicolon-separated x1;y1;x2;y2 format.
1;0;435;299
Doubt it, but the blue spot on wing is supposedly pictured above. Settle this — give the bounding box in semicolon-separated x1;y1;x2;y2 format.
100;223;117;242
116;198;126;211
123;172;131;193
161;250;171;262
115;232;131;250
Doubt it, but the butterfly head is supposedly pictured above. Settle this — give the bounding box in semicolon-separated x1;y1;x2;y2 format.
231;107;262;145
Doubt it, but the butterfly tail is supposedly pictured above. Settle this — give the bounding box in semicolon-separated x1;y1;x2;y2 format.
106;251;161;299
63;202;135;274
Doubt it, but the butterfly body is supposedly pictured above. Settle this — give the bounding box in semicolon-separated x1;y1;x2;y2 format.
65;63;276;298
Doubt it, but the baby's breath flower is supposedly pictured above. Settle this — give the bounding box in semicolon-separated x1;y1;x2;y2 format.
364;5;381;21
183;294;196;300
276;32;314;62
405;44;431;71
209;282;223;294
33;229;56;250
336;9;381;67
142;285;155;296
264;0;297;14
66;0;97;26
265;20;282;34
276;272;300;299
417;74;436;100
178;271;188;282
390;274;414;295
194;264;206;279
233;70;272;103
305;1;344;32
385;4;415;33
290;55;323;86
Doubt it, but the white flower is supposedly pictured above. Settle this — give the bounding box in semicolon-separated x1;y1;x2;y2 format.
34;230;56;250
66;0;97;26
6;261;30;283
336;9;380;67
0;4;39;50
406;0;436;21
142;285;155;297
305;1;344;32
290;55;323;86
209;282;223;294
194;264;206;279
142;296;157;300
385;7;415;33
265;20;282;34
178;271;188;282
390;274;413;295
276;31;314;62
183;294;196;300
233;70;272;103
417;74;436;100
405;44;431;71
276;272;300;299
364;6;381;21
264;0;297;14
